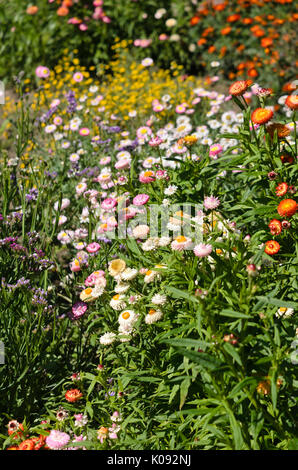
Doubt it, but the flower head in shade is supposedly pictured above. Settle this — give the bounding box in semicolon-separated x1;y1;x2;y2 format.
193;243;213;257
45;430;70;450
70;301;88;320
203;196;220;210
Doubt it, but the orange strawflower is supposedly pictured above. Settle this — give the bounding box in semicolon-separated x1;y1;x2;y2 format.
26;6;38;15
277;199;297;218
261;37;273;47
266;123;290;139
257;380;271;395
264;240;280;255
65;388;83;402
190;16;200;26
268;219;282;235
251;107;273;124
285;95;298;110
229;80;251;96
247;68;258;77
18;439;35;451
227;14;241;22
221;26;231;35
57;6;69;16
280;153;294;164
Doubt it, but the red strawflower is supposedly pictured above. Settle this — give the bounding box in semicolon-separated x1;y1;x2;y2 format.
268;219;282;235
264;240;280;255
275;182;288;197
65;388;83;403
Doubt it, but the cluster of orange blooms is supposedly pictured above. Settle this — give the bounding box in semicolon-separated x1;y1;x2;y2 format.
27;0;74;17
6;421;47;451
190;0;297;80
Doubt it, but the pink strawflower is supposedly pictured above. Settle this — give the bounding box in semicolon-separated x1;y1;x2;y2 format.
148;136;163;146
71;301;88;319
45;430;70;450
209;144;223;158
139;171;155;183
35;66;50;78
86;242;101;253
101;197;117;211
79;128;90;136
133;194;150;206
193;243;212;257
203;196;220;210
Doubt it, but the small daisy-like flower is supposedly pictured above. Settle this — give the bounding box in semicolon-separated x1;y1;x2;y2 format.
80;287;95;302
251;108;274;125
264;240;280;255
73;72;84;82
100;332;117;345
79;128;90;136
277;199;297;217
203;196;220;210
141;57;153;67
193;243;213;257
145;308;163;324
275;307;294;318
275;182;288;197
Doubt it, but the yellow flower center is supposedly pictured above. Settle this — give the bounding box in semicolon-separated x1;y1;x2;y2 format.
176;235;187;243
122;311;130;320
148;309;156;315
84;288;92;295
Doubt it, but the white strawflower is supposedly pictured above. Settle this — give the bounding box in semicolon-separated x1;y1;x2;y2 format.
275;307;294;318
164;185;178;196
100;332;117;345
158;236;171;247
121;268;138;281
110;294;127;311
114;282;130;294
151;294;167;305
118;310;138;329
145;309;163;324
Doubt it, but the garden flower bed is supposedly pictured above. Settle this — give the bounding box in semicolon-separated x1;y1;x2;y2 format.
0;3;297;453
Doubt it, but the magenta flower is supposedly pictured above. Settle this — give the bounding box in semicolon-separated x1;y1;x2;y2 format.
71;301;88;319
193;243;213;258
203;196;220;210
86;242;101;254
101;198;117;211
